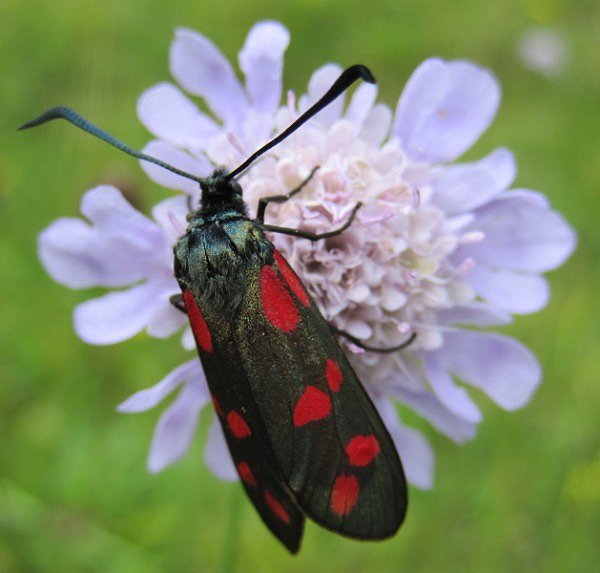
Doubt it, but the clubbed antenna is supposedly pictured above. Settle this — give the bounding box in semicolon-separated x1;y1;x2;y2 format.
19;65;376;187
19;106;205;184
225;65;375;180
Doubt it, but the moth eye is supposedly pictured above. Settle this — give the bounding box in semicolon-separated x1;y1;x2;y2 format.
230;180;243;196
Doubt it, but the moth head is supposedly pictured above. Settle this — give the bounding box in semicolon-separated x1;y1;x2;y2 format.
199;168;245;211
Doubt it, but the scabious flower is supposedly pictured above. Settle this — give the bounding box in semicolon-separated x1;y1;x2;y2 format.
39;21;576;488
518;27;569;77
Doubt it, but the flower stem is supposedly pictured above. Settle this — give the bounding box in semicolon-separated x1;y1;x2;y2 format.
217;486;244;573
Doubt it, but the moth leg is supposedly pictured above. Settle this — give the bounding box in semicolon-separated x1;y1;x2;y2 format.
170;293;187;314
330;325;416;353
255;166;319;223
262;202;362;241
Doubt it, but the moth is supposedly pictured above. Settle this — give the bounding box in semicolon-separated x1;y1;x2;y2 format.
21;65;415;553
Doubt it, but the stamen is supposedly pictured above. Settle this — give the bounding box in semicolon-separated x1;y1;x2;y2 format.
422;289;449;305
358;212;394;226
337;202;358;224
379;199;406;209
226;131;246;156
412;187;421;209
397;321;411;335
459;231;485;245
446;213;475;232
287;90;297;120
347;342;366;355
168;211;186;235
455;257;475;277
302;208;321;220
328;190;351;202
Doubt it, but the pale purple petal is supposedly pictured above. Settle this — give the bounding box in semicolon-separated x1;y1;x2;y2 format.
147;300;188;338
151;196;190;244
300;64;344;128
393;59;500;163
433;166;497;214
360;103;392;145
436;302;512;326
395;387;478;443
140;140;211;195
74;280;168;344
424;356;482;423
239;21;289;113
501;189;550;209
380;287;407;312
181;327;196;351
474;147;517;191
40;186;170;289
204;415;238;482
137;83;220;151
343;318;372;340
435;331;541;410
81;186;169;281
147;380;208;473
468;265;550;314
79;186;166;246
377;398;434;489
432;148;516;213
39;217;101;288
240;108;274;149
393;58;444;151
459;190;577;272
345;83;378;128
170;28;248;126
117;358;202;413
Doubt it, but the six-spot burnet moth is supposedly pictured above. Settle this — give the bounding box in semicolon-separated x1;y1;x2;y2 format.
20;65;416;553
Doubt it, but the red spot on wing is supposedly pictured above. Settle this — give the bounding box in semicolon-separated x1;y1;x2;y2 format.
226;411;252;439
237;462;257;487
325;359;343;392
274;250;310;307
183;291;213;352
260;265;299;332
345;434;381;467
331;474;360;516
211;393;223;417
264;491;291;524
293;386;332;427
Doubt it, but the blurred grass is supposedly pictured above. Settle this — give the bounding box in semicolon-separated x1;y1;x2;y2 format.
1;0;598;571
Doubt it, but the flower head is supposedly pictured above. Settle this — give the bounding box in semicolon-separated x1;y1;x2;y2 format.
518;27;569;76
39;21;576;489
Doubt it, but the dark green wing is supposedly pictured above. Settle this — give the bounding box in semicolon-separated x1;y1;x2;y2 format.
182;289;305;553
183;245;406;550
231;250;408;539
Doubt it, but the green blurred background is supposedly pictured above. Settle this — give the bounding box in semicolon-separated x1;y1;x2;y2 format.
1;0;598;571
